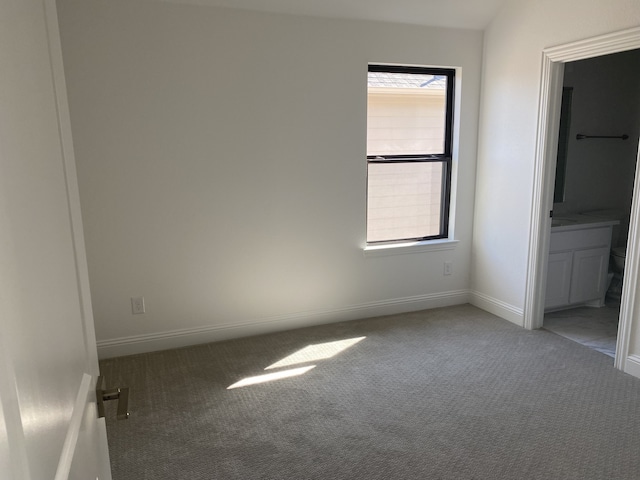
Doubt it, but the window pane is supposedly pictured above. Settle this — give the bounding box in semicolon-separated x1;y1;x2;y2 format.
367;162;443;242
367;72;447;156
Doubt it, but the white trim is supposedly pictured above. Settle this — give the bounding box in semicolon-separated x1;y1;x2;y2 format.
523;53;564;330
54;374;93;480
97;290;470;358
0;328;31;480
469;291;524;326
97;418;112;480
544;27;640;62
623;355;640;379
43;1;110;477
525;27;640;372
615;139;640;370
363;239;459;257
43;0;100;374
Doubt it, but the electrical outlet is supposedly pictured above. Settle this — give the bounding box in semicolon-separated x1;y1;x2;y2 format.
131;296;145;315
444;261;453;276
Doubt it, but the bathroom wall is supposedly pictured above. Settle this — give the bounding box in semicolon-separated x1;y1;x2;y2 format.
554;48;640;246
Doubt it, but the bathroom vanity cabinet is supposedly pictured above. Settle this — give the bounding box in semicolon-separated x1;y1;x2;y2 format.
545;217;618;311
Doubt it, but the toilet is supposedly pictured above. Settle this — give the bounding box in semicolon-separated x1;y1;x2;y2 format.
609;246;626;299
611;246;626;272
581;209;628;300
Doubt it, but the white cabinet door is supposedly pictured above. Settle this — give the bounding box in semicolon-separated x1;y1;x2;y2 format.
545;252;573;309
0;0;112;479
569;247;610;305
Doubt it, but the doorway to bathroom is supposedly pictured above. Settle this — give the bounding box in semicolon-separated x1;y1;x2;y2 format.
523;26;640;378
542;48;640;360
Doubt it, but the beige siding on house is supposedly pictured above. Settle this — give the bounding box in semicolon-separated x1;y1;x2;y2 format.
367;162;443;242
366;87;446;242
367;89;446;156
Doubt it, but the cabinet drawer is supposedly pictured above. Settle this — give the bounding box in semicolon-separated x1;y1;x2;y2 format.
550;226;612;252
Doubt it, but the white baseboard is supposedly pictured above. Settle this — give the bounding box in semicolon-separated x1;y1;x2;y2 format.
469;291;524;327
623;355;640;379
97;289;471;359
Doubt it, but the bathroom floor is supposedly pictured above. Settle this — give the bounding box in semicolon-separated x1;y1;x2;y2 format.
543;299;620;358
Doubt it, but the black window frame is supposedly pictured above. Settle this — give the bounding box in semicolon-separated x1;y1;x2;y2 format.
366;64;455;245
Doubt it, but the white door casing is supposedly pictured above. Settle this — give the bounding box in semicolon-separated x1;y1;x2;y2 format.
0;0;112;479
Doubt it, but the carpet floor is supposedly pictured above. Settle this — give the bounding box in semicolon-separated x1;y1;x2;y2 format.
100;304;640;479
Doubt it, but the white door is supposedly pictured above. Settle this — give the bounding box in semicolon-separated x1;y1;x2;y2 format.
0;0;112;479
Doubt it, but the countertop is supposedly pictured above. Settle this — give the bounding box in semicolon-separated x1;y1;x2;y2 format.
551;213;620;233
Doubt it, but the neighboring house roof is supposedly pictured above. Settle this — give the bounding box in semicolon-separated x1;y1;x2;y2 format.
367;72;446;89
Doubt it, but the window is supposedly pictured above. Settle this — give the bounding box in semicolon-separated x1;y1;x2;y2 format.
366;65;455;245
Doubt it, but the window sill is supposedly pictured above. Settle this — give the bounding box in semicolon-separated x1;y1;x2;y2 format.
363;239;459;258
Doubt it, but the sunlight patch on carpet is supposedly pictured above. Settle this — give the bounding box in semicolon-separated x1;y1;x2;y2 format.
265;337;366;370
227;365;316;389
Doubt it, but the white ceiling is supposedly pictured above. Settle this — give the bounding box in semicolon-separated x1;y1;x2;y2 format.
159;0;508;30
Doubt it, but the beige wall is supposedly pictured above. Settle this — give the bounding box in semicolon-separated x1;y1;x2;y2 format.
366;90;446;242
57;0;483;356
367;91;446;156
367;162;443;242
